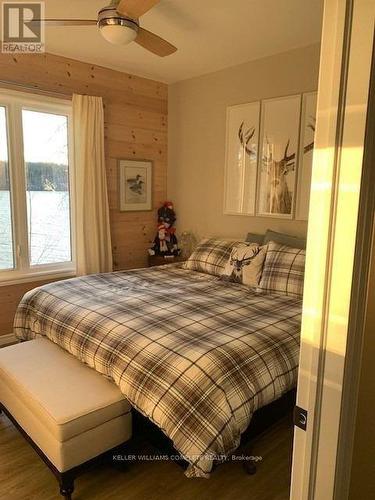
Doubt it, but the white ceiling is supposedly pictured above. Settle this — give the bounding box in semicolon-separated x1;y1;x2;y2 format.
42;0;323;83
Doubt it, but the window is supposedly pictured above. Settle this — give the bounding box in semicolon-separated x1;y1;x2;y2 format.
0;90;74;282
0;106;13;270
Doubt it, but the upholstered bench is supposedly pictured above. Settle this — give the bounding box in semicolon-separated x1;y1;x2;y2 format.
0;337;132;499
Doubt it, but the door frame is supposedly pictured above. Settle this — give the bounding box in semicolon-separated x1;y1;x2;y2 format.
334;23;375;500
290;1;375;498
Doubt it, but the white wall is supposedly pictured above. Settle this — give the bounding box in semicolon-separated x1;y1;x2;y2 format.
168;44;321;241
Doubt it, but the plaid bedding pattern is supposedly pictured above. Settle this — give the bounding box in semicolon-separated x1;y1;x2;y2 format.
14;265;302;478
258;241;306;298
183;238;241;276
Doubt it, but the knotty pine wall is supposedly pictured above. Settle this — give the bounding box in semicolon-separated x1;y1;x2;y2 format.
0;278;58;340
0;52;167;337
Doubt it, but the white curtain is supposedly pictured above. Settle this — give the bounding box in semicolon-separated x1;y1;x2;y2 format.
72;94;113;275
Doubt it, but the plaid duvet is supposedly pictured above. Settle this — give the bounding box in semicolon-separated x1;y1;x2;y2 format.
14;265;302;478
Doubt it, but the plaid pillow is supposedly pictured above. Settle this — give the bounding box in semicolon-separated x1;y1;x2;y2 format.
183;238;240;276
257;241;305;298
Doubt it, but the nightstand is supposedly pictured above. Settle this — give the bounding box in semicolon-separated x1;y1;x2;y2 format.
148;255;185;267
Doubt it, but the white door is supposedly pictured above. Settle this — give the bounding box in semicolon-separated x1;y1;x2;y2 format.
290;1;375;498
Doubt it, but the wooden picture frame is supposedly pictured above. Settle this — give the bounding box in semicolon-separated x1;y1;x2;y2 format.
118;159;152;212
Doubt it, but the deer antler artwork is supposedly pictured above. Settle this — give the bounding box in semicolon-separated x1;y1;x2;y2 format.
261;117;316;216
261;137;296;214
281;139;296;172
238;122;257;159
303;117;316;154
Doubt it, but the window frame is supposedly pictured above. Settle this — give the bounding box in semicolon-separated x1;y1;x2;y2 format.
0;89;75;285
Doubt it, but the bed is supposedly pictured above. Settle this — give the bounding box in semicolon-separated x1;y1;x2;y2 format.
14;263;302;478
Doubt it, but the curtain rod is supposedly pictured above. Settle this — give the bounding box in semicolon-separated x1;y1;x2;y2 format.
0;79;72;99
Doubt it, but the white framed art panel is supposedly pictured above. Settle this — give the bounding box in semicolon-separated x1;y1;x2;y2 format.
223;101;260;216
295;91;318;220
257;94;301;219
119;159;152;212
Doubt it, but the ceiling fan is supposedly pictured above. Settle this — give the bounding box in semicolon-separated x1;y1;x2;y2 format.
32;0;177;57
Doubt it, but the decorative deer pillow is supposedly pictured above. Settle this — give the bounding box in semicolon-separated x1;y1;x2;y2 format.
257;241;305;298
221;243;267;287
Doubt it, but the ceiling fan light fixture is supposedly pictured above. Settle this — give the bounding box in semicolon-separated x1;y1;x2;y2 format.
38;2;176;57
98;6;138;45
100;23;138;45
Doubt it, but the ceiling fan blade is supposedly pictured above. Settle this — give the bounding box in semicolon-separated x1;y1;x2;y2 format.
117;0;161;19
29;19;97;27
135;27;177;57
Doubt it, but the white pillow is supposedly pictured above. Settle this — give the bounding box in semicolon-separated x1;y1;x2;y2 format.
221;243;267;287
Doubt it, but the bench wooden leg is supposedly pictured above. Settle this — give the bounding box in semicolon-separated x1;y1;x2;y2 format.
59;473;75;500
243;459;257;475
241;443;257;475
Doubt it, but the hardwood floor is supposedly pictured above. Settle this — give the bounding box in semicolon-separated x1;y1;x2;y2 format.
0;413;293;500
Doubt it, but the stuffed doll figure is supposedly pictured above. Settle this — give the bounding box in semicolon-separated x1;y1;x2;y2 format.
158;223;169;253
150;201;180;256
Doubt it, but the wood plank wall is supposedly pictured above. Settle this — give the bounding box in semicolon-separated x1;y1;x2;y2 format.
0;278;60;340
0;52;168;337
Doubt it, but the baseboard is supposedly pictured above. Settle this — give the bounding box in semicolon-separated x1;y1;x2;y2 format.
0;333;17;347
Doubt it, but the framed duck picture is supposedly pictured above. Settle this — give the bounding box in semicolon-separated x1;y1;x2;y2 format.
119;159;152;211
